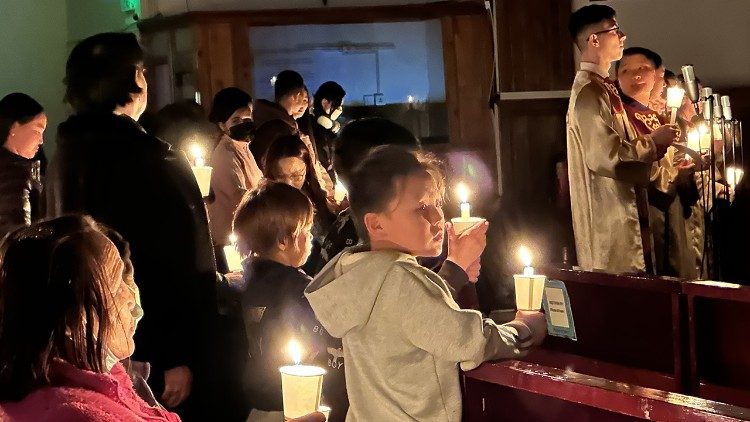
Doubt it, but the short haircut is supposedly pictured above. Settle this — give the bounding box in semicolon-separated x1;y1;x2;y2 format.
348;145;430;241
0;215;128;401
209;87;252;124
664;69;677;81
615;47;663;73
313;81;346;117
64;32;144;113
0;93;44;144
154;100;217;151
333;118;419;187
569;5;616;48
233;180;314;257
274;70;305;101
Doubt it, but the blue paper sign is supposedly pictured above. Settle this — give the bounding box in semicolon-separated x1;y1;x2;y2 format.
542;279;577;341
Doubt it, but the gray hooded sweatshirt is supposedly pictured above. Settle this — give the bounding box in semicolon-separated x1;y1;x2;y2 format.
304;247;532;422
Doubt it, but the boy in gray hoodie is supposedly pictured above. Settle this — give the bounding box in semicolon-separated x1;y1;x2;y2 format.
305;146;547;421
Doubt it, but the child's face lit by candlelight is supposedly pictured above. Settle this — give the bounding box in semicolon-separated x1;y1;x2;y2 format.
366;173;445;257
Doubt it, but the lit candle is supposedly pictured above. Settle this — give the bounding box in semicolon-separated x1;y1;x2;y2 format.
450;183;485;235
334;180;348;204
513;247;547;311
190;143;212;197
727;167;744;191
699;123;712;151
666;86;685;124
223;233;244;273
280;340;326;420
457;183;471;219
685;129;700;162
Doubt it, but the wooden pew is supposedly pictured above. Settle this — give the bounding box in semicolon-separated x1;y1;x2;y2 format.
684;280;750;407
463;361;750;421
524;268;686;392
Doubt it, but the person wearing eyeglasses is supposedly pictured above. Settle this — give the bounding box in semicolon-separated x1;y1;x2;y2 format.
566;5;679;274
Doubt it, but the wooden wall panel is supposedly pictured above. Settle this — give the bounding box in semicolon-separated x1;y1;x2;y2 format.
196;21;251;111
496;0;574;92
441;14;496;175
499;98;568;204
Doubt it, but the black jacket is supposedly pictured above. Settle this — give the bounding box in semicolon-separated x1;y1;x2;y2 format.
46;112;219;373
240;258;340;413
0;148;41;238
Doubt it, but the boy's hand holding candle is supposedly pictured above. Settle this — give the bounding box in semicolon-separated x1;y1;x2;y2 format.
446;220;488;282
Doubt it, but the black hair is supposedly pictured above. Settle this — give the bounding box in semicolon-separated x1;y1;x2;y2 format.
154;100;217;151
333;118;419;187
569;5;616;41
0;93;44;144
64;32;145;113
274;70;305;101
263;135;330;223
208;87;253;124
348;145;428;242
615;47;663;72
313;81;346;117
664;69;677;81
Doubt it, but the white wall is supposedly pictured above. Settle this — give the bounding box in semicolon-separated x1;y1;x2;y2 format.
572;0;750;88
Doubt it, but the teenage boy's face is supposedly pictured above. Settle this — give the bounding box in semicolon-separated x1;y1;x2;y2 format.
372;173;445;257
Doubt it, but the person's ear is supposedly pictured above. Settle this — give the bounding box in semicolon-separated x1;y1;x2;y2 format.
363;212;384;240
590;34;600;48
278;235;291;251
321;98;332;113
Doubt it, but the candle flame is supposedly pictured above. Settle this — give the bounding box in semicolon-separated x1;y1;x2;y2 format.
519;246;532;268
456;183;470;204
228;233;238;244
288;339;302;365
727;167;744;188
190;143;204;160
666;86;685;109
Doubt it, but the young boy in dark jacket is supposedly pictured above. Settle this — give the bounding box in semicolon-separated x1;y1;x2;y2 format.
233;181;335;420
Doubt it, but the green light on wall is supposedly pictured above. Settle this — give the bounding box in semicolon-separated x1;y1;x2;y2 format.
120;0;139;13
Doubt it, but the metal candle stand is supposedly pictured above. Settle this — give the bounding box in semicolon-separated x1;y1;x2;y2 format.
684;70;745;281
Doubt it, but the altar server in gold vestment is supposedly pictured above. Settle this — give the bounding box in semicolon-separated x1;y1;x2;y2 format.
567;5;677;273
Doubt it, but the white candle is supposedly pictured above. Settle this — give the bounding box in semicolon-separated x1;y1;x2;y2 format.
334;180;348;204
514;247;546;311
190;143;212;197
456;183;471;219
223;233;244;272
280;340;326;420
450;183;484;234
699;124;712;151
667;86;685;124
727;167;744;190
685;129;700;162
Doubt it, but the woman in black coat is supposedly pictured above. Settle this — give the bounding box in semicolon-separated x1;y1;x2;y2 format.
0;93;46;239
45;32;236;421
